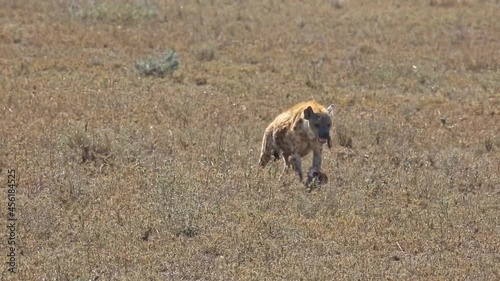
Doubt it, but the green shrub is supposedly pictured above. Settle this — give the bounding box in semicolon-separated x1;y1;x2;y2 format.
135;50;179;78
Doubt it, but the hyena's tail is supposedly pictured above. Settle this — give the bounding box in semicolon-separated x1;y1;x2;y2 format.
259;130;274;167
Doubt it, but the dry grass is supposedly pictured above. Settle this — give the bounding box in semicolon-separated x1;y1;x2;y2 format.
1;0;499;280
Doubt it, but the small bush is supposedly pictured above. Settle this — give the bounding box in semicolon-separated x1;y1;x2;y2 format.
135;50;179;78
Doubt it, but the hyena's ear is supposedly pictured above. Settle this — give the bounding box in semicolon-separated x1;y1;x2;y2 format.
327;104;334;116
304;106;314;120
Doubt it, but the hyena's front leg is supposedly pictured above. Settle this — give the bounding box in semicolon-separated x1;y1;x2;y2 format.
290;152;303;182
306;147;327;188
311;147;323;172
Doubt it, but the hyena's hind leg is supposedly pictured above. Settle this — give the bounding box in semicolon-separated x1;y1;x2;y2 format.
272;149;281;161
278;152;292;180
290;152;304;182
259;130;274;167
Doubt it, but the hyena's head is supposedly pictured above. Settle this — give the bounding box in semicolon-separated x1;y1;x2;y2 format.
304;104;334;148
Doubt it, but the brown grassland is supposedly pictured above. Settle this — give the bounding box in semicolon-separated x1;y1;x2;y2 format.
1;0;499;280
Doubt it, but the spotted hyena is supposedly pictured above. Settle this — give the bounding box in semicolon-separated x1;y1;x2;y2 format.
259;100;334;185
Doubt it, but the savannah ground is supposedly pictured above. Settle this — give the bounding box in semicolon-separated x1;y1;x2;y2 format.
0;0;499;280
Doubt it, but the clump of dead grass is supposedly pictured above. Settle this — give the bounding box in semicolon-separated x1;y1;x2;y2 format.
68;0;159;22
